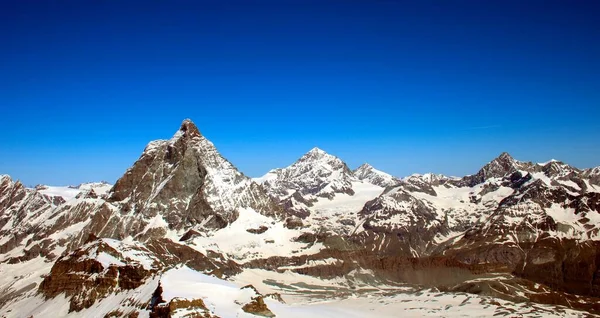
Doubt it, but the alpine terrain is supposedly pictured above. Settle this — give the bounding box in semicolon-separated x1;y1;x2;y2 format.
1;119;600;317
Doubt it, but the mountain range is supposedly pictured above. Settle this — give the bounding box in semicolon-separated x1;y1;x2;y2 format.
1;119;599;317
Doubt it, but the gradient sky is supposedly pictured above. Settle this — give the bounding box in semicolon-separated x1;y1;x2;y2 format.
1;0;600;186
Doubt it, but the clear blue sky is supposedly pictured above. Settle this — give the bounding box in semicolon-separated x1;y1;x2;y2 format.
1;0;599;186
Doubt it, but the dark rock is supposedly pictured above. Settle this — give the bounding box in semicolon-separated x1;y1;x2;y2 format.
247;226;269;234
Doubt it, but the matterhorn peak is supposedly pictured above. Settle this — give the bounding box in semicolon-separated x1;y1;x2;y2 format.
108;119;278;230
175;118;201;139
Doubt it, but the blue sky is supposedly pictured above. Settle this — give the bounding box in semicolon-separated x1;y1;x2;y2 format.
1;0;599;186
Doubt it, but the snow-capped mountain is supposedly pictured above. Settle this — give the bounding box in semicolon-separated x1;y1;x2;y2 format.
256;147;356;200
358;153;600;253
1;120;600;317
255;147;363;218
353;152;600;304
108;119;280;231
353;163;402;188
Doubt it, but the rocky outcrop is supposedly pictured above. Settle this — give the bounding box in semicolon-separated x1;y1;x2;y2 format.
456;152;520;187
144;238;241;278
39;239;157;312
514;239;600;298
150;297;215;318
0;175;61;255
149;282;216;318
242;296;275;317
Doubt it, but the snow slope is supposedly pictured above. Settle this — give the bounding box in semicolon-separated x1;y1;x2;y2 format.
3;264;593;318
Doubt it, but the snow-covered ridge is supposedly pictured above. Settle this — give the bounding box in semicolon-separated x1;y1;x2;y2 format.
538;159;560;165
33;181;113;201
353;163;401;188
35;186;81;201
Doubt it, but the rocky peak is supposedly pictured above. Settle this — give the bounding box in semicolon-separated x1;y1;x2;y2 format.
272;148;353;192
459;152;519;187
258;147;357;215
297;147;341;164
354;163;401;188
0;174;11;184
306;146;326;156
487;152;517;173
584;167;600;186
497;152;514;162
179;118;201;139
540;160;578;178
355;162;373;171
108;119;279;231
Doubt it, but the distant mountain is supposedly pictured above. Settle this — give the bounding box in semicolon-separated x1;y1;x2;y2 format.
254;147;359;217
1;120;600;317
353;163;402;188
256;147;356;199
34;181;113;201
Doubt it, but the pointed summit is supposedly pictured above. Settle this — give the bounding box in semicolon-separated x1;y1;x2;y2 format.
497;152;514;162
459;152;519;186
108;119;279;231
258;146;356;204
353;163;374;176
297;147;340;165
308;147;326;155
302;147;331;160
175;118;201;139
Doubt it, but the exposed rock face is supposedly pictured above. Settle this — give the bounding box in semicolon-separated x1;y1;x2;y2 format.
150;297;215;318
239;285;276;317
459;152;526;187
39;239;158;312
149;281;217;318
353;152;600;257
584;166;600;186
357;187;444;256
0;175;62;257
144;238;241;278
109;119;281;231
399;175;439;196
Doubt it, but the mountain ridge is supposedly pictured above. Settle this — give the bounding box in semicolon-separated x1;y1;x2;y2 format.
1;119;600;317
